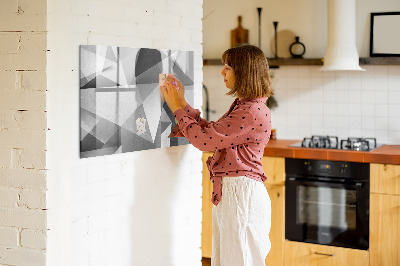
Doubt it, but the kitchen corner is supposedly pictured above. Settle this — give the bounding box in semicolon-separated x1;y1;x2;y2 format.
202;140;400;265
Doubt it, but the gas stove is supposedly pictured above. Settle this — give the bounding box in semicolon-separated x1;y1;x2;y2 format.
289;135;381;151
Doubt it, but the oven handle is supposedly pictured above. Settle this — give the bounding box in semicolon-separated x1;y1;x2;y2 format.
286;177;364;189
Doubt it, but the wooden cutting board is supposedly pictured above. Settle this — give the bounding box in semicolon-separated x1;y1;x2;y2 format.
231;16;249;48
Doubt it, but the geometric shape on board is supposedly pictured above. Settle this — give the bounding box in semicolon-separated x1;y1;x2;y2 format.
80;107;97;137
184;85;195;106
80;45;97;81
162;102;177;126
136;83;159;103
135;48;163;84
173;59;194;86
161;123;172;148
81;131;104;152
96;74;117;88
161;105;172;123
80;73;97;89
105;46;118;63
120;126;156;153
80;88;97;115
118;90;141;127
80;146;120;158
102;128;121;149
135;61;163;89
95;91;118;125
115;145;123;154
161;121;172;133
119;47;140;86
81;127;89;140
176;136;190;146
121;104;153;143
94;115;120;145
142;86;162;143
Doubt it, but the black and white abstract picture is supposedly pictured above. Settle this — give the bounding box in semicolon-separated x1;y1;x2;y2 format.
79;45;194;158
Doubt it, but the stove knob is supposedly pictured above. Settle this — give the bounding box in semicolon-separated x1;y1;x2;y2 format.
340;164;347;174
305;162;312;171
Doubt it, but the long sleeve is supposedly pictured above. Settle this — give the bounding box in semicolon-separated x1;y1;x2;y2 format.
172;105;257;152
169;103;211;138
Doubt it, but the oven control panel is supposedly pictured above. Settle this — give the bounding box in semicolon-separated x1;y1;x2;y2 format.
286;158;369;180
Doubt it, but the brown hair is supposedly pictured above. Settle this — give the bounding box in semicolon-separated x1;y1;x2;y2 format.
221;44;273;99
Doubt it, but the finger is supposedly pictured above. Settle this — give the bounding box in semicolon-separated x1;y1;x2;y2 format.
160;86;168;95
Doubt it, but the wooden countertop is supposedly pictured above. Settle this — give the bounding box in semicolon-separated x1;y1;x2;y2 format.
263;139;400;165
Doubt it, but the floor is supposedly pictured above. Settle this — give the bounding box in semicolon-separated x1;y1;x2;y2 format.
202;257;211;266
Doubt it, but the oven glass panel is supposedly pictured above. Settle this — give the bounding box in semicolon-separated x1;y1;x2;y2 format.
297;186;357;230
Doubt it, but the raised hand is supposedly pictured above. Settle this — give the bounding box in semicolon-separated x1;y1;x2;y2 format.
161;75;185;113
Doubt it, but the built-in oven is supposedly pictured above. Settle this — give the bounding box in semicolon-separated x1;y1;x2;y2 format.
285;158;370;250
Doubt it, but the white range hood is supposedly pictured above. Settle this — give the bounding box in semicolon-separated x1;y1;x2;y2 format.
320;0;365;71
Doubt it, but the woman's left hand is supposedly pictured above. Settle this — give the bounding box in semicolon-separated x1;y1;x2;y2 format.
161;76;185;113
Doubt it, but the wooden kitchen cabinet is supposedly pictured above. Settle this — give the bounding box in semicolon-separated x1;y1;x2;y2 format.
370;193;400;266
370;163;400;195
262;156;285;266
370;163;400;266
284;241;369;266
261;156;285;186
264;184;285;266
202;152;214;258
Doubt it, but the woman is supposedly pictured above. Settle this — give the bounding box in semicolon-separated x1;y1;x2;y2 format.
161;44;273;266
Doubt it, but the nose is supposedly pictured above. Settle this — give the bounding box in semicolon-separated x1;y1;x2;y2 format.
220;68;225;76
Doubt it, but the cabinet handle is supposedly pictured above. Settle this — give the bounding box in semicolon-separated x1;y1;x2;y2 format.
314;252;335;257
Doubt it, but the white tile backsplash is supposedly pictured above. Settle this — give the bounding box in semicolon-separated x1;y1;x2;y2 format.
204;65;400;144
388;91;400;104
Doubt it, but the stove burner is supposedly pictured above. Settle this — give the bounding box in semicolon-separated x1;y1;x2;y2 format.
340;137;377;151
295;136;379;151
301;135;339;149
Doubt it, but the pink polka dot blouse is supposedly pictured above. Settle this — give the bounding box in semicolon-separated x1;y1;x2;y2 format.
169;97;272;206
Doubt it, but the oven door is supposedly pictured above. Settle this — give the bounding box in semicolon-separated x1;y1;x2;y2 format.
285;177;369;250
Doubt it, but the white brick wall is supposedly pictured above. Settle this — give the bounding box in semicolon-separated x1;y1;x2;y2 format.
46;1;203;266
0;0;48;265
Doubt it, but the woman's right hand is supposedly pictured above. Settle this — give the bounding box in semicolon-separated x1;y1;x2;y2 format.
167;74;187;108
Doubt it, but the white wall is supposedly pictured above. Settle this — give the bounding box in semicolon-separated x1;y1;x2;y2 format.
46;0;203;265
203;0;400;58
0;0;48;265
203;0;400;145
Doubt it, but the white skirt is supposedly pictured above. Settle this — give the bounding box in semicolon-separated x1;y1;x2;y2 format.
212;176;271;266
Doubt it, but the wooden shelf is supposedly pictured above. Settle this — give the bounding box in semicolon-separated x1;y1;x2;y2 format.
268;58;322;67
203;57;400;67
203;58;323;67
359;57;400;65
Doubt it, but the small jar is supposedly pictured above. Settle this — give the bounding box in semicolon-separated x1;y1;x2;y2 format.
270;129;277;140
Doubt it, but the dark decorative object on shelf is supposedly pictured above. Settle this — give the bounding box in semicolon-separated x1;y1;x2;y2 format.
273;21;279;58
289;36;306;58
257;8;262;48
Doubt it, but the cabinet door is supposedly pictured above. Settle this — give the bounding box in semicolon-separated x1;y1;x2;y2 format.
202;152;213;258
261;156;285;185
370;193;400;266
264;185;284;266
284;241;369;266
370;163;400;195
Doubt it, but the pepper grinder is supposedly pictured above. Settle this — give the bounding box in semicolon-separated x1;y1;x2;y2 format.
273;21;279;58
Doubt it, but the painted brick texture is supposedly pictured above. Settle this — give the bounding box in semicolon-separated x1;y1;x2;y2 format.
0;0;47;265
46;0;203;265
